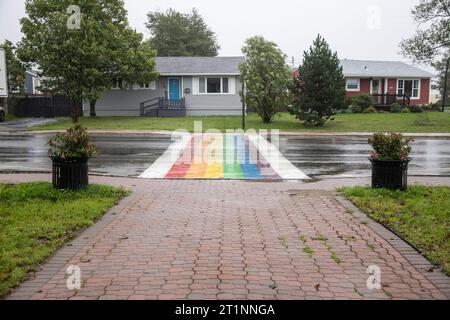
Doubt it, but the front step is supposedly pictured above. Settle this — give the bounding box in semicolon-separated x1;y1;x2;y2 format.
144;108;186;118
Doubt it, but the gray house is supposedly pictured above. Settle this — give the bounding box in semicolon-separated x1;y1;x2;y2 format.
84;56;245;117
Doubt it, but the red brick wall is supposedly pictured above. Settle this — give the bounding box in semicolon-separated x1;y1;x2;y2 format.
387;79;397;94
418;79;430;105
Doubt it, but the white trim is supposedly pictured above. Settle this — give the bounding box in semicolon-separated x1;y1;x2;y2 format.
192;76;199;95
384;78;388;94
196;76;235;95
370;78;382;94
396;79;421;99
346;78;360;92
181;76;184;98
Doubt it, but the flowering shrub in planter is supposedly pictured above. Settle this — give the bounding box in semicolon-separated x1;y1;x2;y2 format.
48;125;97;190
368;132;413;190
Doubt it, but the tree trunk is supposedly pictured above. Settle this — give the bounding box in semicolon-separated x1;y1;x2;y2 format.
90;99;97;117
71;97;79;124
442;57;450;113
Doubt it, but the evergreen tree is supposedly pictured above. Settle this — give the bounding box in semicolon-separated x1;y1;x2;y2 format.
292;35;346;127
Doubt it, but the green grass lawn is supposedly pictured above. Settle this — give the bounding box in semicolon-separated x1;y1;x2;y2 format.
28;112;450;133
340;186;450;275
0;182;129;298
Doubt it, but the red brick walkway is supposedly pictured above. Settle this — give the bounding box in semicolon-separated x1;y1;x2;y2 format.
3;174;449;300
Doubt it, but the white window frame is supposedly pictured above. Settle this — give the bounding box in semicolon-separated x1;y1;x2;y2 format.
196;77;234;95
346;78;360;92
111;77;123;90
396;79;421;99
136;81;156;90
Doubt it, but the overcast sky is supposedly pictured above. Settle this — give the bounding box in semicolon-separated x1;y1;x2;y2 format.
0;0;430;70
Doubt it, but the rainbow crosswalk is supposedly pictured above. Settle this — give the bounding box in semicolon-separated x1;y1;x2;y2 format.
139;134;309;181
165;135;280;179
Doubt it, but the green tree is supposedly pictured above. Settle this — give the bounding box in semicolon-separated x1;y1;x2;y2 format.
400;0;450;111
292;35;346;127
0;40;26;94
240;36;291;123
146;8;220;57
433;50;450;107
18;0;157;122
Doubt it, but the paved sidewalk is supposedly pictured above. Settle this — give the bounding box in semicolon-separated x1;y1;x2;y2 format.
3;174;449;300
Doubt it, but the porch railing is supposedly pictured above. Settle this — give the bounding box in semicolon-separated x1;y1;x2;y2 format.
140;97;186;116
371;94;411;107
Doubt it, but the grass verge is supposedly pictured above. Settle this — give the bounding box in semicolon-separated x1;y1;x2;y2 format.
0;182;129;298
340;185;450;275
28;112;450;133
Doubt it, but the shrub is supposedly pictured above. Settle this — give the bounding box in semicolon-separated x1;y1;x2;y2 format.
368;132;413;161
408;105;424;113
421;104;433;111
48;125;97;159
363;106;377;113
351;94;373;113
401;107;411;113
389;103;403;113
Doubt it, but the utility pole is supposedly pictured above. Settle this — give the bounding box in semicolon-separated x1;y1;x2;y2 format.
442;56;449;113
292;56;295;69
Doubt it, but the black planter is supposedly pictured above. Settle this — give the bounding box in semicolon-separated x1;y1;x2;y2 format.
370;158;411;190
51;156;89;190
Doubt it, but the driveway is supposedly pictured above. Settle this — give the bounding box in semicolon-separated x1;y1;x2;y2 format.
0;118;57;133
5;175;449;300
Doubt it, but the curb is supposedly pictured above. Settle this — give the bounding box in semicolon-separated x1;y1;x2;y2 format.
21;130;450;139
334;193;450;299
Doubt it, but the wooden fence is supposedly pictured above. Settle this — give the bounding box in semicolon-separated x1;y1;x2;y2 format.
9;94;81;118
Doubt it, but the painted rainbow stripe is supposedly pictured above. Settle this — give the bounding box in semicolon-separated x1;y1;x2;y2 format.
165;135;281;180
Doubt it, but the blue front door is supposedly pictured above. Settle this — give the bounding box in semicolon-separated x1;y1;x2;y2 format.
169;78;181;100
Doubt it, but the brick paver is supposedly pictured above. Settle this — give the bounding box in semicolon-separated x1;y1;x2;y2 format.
3;174;449;300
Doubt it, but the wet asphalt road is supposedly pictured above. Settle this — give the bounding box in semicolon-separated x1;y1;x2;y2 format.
0;130;449;178
0;134;172;177
278;136;450;178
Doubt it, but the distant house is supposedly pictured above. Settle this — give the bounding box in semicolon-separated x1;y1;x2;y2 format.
87;56;244;117
294;60;434;106
24;69;43;95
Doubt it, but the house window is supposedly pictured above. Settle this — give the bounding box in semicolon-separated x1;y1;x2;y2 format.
198;77;230;94
199;77;206;93
346;79;360;91
207;78;221;93
223;78;229;93
138;81;156;90
398;80;404;95
111;77;123;89
413;80;420;98
397;79;420;98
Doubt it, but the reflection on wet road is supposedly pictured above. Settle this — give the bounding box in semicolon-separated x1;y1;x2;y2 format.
279;136;450;178
0;133;449;178
0;134;172;177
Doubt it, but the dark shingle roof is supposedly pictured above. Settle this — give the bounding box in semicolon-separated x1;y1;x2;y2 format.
341;60;434;78
156;57;244;75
